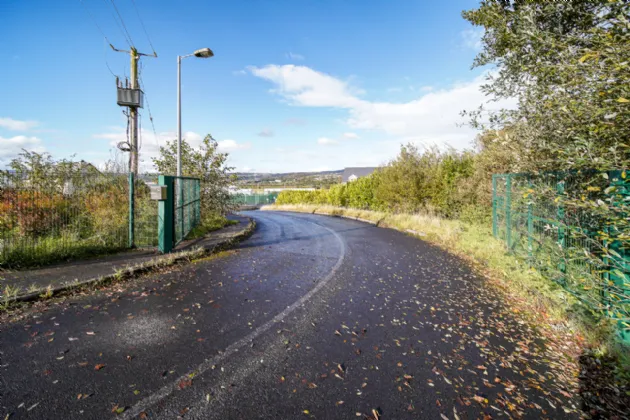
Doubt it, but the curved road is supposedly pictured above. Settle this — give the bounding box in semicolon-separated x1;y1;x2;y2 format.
0;211;578;419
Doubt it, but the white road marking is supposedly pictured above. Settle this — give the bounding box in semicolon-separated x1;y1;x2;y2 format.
120;214;346;419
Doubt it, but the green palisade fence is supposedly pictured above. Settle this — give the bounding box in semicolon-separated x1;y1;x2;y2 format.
492;170;630;343
231;192;279;206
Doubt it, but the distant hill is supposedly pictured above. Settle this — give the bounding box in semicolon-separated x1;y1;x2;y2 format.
233;170;343;188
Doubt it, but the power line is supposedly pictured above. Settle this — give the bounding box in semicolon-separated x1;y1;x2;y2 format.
130;0;157;56
78;0;113;45
108;0;135;46
138;67;159;150
102;0;133;47
103;38;117;78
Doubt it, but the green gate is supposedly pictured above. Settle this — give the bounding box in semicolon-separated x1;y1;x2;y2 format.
492;170;630;343
157;175;201;253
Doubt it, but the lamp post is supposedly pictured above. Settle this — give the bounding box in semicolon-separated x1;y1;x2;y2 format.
177;47;214;177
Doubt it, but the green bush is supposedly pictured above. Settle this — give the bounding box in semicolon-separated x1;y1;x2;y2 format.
275;145;483;220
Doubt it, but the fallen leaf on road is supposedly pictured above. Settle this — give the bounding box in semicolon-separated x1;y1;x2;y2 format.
111;405;126;414
178;379;192;389
473;395;488;404
94;364;106;371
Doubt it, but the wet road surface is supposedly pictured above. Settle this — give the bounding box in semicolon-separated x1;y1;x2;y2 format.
0;211;579;419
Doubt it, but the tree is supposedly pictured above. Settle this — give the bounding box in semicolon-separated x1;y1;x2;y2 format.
152;135;236;219
463;0;630;172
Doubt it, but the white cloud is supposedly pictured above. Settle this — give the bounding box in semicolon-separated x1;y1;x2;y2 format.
343;132;359;140
248;65;362;108
257;128;274;137
286;52;305;61
461;27;484;51
0;117;38;131
0;135;45;165
317;137;338;146
249;64;513;150
217;139;251;151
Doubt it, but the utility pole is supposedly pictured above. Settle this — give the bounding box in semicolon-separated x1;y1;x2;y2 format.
129;47;139;174
113;45;156;175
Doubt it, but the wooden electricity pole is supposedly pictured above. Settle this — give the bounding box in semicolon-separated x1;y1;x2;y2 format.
112;45;156;175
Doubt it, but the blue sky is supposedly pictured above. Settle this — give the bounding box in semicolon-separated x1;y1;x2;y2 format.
0;0;499;173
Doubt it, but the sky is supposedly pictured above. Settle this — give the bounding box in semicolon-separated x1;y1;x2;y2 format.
0;0;502;173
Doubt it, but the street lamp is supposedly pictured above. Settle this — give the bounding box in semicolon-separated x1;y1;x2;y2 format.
177;47;214;177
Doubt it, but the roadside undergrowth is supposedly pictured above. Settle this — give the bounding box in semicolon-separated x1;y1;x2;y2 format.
262;205;628;373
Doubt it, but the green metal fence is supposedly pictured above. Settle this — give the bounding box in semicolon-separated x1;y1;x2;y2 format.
156;175;201;253
231;192;279;206
0;169;201;267
133;174;159;248
174;177;201;245
492;170;630;342
0;170;131;268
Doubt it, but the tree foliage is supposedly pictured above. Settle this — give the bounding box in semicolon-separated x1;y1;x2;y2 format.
152;134;236;219
463;0;630;171
277;145;482;220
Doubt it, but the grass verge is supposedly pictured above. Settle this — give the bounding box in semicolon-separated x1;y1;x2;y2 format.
185;215;239;240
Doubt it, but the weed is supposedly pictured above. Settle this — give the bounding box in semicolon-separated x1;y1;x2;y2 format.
39;285;53;299
1;285;20;309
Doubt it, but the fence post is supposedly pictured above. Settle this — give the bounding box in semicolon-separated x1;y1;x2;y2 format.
527;175;533;260
608;170;630;344
492;175;498;238
129;173;135;248
556;177;566;278
158;175;174;253
505;175;512;249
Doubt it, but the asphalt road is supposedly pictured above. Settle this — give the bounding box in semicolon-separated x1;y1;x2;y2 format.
0;211;580;419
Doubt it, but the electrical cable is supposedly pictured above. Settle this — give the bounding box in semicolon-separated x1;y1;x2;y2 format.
79;0;113;46
108;0;135;46
138;112;142;152
130;0;157;56
102;0;133;47
139;71;160;149
103;38;117;78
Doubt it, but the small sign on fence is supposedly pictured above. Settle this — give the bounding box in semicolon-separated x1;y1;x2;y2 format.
150;185;168;201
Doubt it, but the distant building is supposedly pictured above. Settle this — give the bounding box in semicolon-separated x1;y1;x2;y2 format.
341;167;377;183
